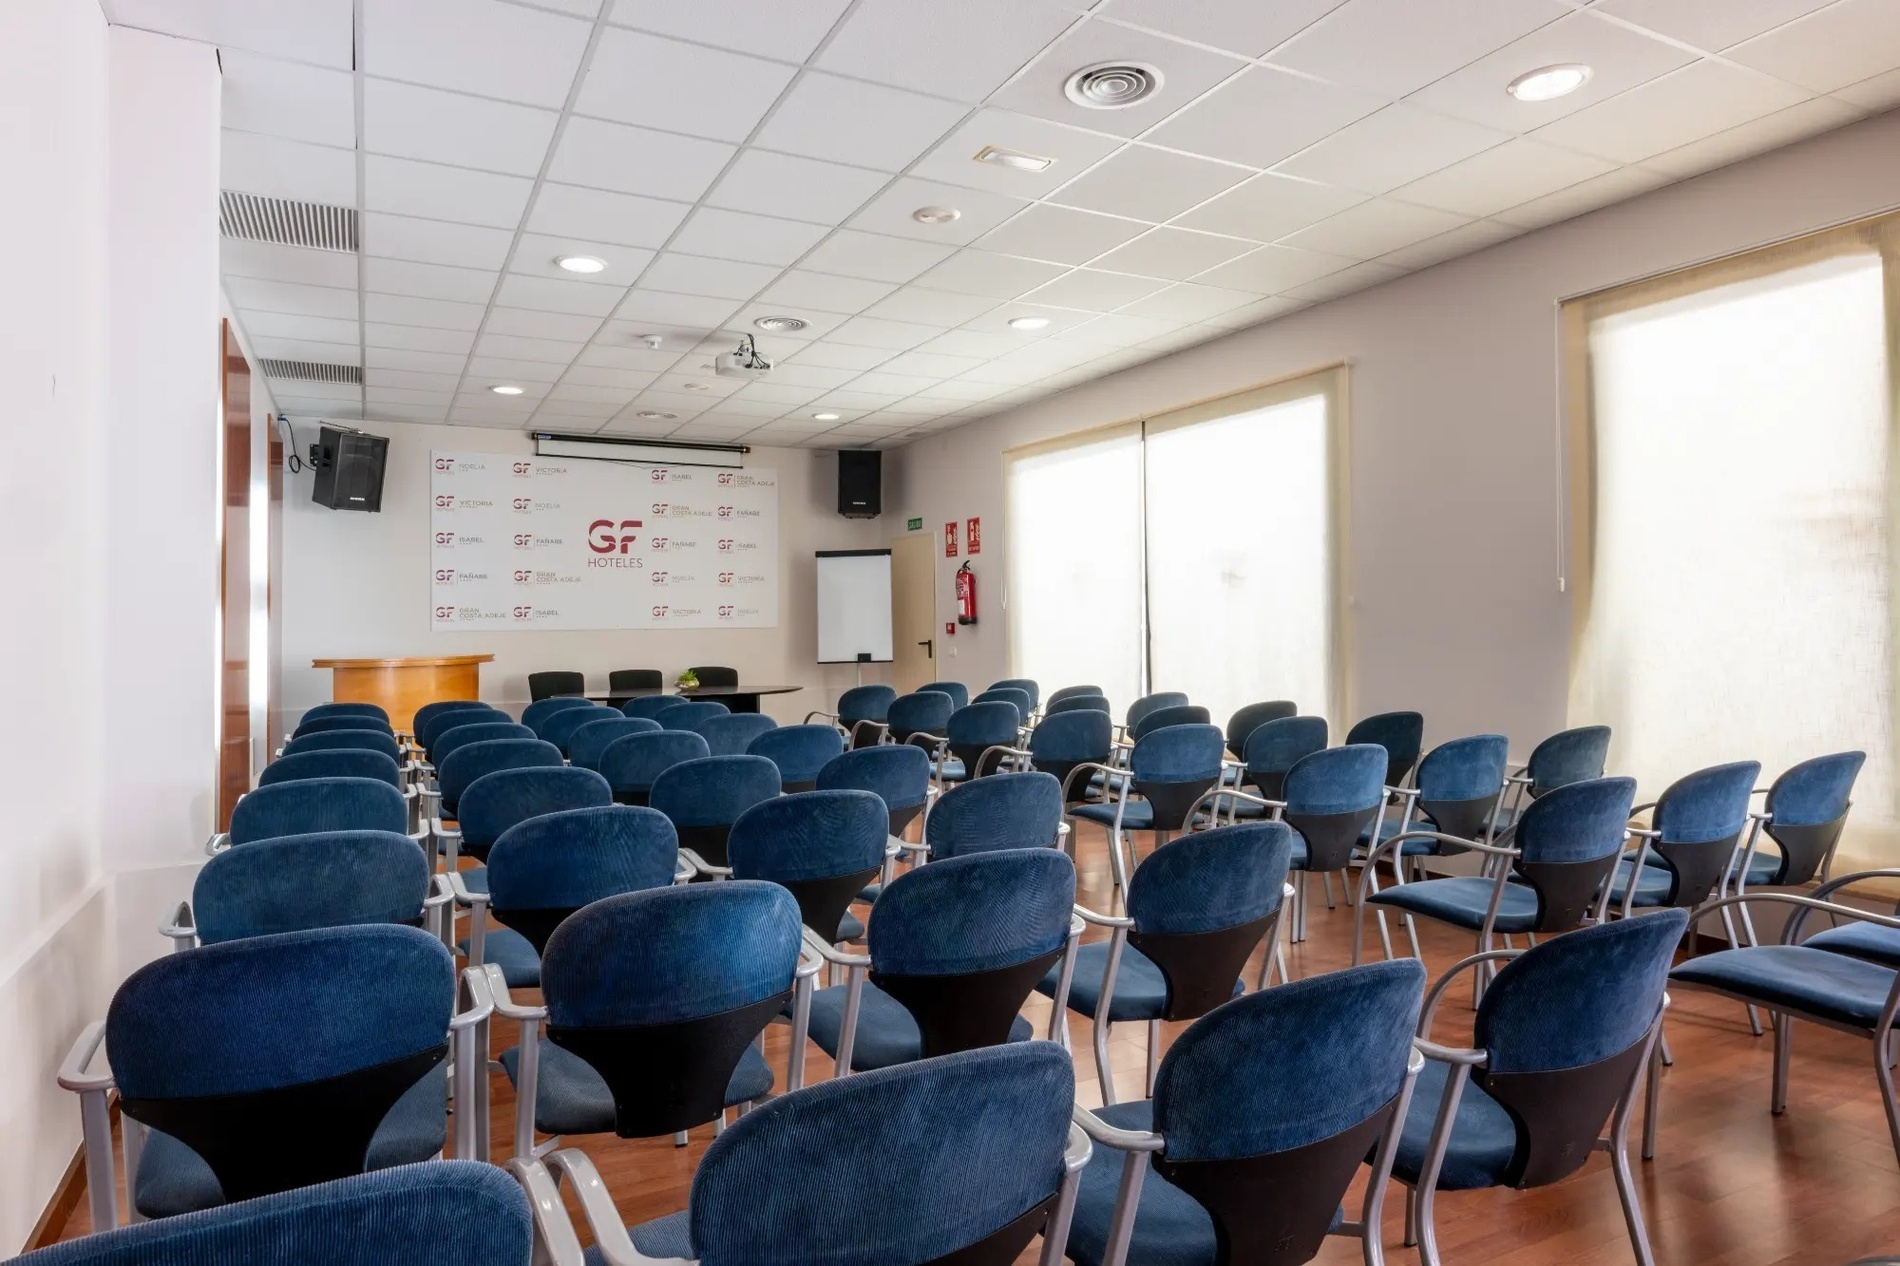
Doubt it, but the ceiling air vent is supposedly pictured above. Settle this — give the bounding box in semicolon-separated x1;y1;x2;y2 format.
219;191;358;253
1063;62;1164;109
259;359;362;385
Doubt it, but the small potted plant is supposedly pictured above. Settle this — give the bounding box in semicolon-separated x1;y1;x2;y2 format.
675;668;700;692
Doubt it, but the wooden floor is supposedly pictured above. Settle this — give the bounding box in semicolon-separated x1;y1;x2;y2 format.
49;820;1900;1263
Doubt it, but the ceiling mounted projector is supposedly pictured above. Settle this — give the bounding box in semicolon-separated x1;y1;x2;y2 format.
714;333;774;381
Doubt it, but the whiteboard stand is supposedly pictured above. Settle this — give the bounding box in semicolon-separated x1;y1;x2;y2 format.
816;552;895;676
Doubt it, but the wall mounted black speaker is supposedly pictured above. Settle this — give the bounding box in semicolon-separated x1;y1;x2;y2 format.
837;449;881;519
310;425;388;513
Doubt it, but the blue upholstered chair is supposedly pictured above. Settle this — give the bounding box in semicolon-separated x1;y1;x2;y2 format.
1046;692;1112;717
816;743;933;839
429;723;537;781
1665;879;1900;1168
729;790;888;944
919;680;970;710
260;749;404;790
431;738;564;829
1026;709;1115;806
527;670;586;702
523;694;596;736
543;1043;1088;1266
693;712;777;757
1357;777;1637;978
1121;691;1188;742
1732;751;1867;898
619;694;682;721
1490;725;1613;833
566;716;661;772
293;714;396;739
1225;699;1298;759
1047;684;1105;708
420;706;508;759
1346;710;1426;790
598;730;710;807
168;830;439;951
539;705;622;757
440;766;613;880
1234;714;1328;804
989;677;1042;710
653;700;731;732
224;777;409;848
1039;822;1295;1105
941;700;1023;784
806;683;897;749
804;848;1078;1074
925;772;1065;859
1129;703;1210;742
652;755;781;868
455;805;681;989
58;926;483;1227
487;883;814;1161
1070;724;1227;891
746;723;845;792
1067;959;1425;1266
414;699;492;742
1611;761;1761;918
1395;911;1685;1266
1372;733;1512;859
281;728;403;762
974;686;1034;718
5;1163;540;1266
299;701;390;726
884;689;954;748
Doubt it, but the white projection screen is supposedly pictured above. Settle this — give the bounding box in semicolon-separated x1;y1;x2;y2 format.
816;550;893;664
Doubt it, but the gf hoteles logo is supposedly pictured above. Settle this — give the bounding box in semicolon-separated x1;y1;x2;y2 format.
587;518;643;554
434;456;454;472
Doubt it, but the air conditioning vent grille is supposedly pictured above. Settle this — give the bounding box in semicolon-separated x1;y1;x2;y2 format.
260;359;362;385
220;191;358;253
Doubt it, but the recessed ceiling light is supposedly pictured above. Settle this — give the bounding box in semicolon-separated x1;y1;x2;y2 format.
554;254;607;274
812;412;841;421
1064;62;1164;110
489;384;524;395
911;206;961;225
974;145;1055;173
1507;63;1592;102
682;382;711;391
754;315;808;333
1008;316;1051;331
635;410;676;420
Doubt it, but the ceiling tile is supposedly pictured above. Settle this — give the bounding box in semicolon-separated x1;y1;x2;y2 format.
363;257;497;304
362;78;558;177
493;274;624;317
988;19;1249;139
846;178;1030;246
365;293;488;330
801;231;958;283
1020;268;1168;312
361;0;592;108
669;208;832;266
786;342;899;371
914;250;1070;298
1145;66;1386;169
578;28;798;142
909;109;1125;200
1528;60;1808;164
1272;103;1511;194
1373;217;1523;268
546;117;737;202
768;363;862;389
977;204;1150;265
1099;0;1349;58
752;72;968;171
610;290;745;328
818;0;1076;101
639;253;783;299
828;316;946;351
243;312;361;344
485;308;605;342
527;183;693;248
226;277;358;320
910;377;1009;401
361;212;515;269
1280;258;1409;302
1408;13;1698;135
365;367;463;391
221;51;354;149
877;350;988;378
467;356;571;384
732;381;829;406
222;131;356;205
1089;227;1258;279
364;155;534;229
1391;137;1617;217
757;270;899;316
915;329;1022;358
861;288;1000;325
1117;281;1260;321
1638;96;1863;179
1050;146;1250;223
366;322;475;353
1487;164;1673;228
108;0;353;67
605;0;853;62
729;304;847;340
1279;199;1472;259
1594;0;1848;55
559;366;661;390
223;239;359;290
473;333;581;364
574;344;684;372
1174;174;1368;241
1269;0;1569;98
546;383;639;406
1061;313;1181;347
849;371;946;395
1726;0;1900;93
809;388;903;408
707;150;891;225
1194;244;1356;293
363;386;452;407
366;347;468;374
1835;66;1900;111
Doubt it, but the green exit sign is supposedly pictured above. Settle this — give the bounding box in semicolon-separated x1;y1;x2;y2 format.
907;516;923;531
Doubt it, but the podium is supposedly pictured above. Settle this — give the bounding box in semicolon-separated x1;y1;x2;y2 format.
312;655;494;732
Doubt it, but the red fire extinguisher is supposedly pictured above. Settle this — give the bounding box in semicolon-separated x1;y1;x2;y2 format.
955;560;978;625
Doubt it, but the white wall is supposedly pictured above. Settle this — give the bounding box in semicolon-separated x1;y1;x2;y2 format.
890;108;1900;761
279;422;895;727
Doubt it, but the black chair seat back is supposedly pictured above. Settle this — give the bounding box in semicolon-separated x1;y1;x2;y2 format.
1132;917;1275;1021
1137;775;1219;832
1476;1034;1651;1188
1287;806;1379;872
1417;793;1499;850
873;950;1063;1060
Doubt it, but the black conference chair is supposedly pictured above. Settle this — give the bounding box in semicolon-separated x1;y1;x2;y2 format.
685;665;739;688
527;671;586;702
607;668;663;709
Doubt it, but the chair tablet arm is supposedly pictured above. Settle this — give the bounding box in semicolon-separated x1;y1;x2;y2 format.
801;926;871;968
504;1157;589;1266
430;818;461;844
58;1020;113;1094
678;848;732;879
545;1149;689;1266
1413;1037;1488;1067
204;832;230;856
1074;902;1135;930
1071;1104;1165;1153
1420;948;1526;1029
480;962;548;1024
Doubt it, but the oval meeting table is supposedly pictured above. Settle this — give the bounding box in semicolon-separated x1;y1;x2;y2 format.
586;684;802;715
312;654;494;733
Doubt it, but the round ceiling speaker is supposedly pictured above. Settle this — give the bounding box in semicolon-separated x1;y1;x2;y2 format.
1064;62;1163;110
754;315;808;332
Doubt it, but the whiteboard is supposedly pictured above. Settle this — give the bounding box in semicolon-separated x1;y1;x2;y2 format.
816;550;893;664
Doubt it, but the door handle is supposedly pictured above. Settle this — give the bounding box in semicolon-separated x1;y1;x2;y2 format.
919;639;933;660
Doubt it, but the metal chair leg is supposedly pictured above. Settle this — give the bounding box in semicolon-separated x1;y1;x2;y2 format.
1094;1017;1116;1108
1876;1025;1900;1170
1642;1038;1662;1161
1610;1051;1659;1266
1403;1185;1418;1248
1772;1015;1792;1114
1146;1019;1160;1098
1321;872;1337;910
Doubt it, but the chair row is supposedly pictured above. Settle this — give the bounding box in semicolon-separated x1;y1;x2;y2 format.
526;666;736;702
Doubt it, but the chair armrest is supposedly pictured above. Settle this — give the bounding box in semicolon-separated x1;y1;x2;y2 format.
1071;1103;1165;1153
504;1158;589;1266
445;869;488;908
1413;1037;1488;1067
424;872;454;915
544;1149;690;1266
801;925;872;968
1386;785;1420;801
1703;890;1900;947
430;818;461;843
678;848;732;879
160;901;198;951
204;832;230;856
452;963;495;1032
1073;902;1134;930
1808;866;1900;903
1420;948;1525;1031
481;962;548;1024
57;1020;113;1094
674;856;697;885
1064;1121;1093;1174
804;709;840;725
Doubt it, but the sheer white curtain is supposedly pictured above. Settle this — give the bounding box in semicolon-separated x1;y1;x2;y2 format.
1572;251;1895;857
1145;384;1337;728
1005;426;1146;717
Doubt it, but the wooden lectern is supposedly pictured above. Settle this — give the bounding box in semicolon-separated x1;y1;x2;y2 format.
311;655;495;732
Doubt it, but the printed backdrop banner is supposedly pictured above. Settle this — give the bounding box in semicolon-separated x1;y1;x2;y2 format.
430;452;779;631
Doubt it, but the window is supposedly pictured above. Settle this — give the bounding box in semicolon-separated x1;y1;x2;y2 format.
1005;368;1346;727
1566;219;1900;866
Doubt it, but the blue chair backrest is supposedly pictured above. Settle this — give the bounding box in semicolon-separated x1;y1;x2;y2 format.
193;831;427;944
1757;750;1867;886
418;704;504;753
299;702;389;727
1414;733;1510;839
1344;710;1425;788
281;728;402;762
3;1163;532;1266
423;709;513;760
568;716;662;771
918;681;970;710
1509;777;1637;929
1129;723;1225;784
457;766;613;852
870;848;1075;977
1525;725;1612;796
541;704;623;755
681;1045;1074;1265
1029;709;1114;764
817;744;932;835
620;695;682;721
748;724;845;787
523;694;597;736
972;687;1032;717
655;700;733;731
413;699;489;738
486;806;679;952
1132;703;1211;741
988;678;1041;710
1282;744;1388;816
599;731;711;801
696;712;779;756
1242;716;1329;790
924;773;1063;858
650;756;780;830
1126;691;1189;733
946;702;1021;768
294;714;395;738
1046;684;1103;707
230;778;408;845
437;738;564;812
729;790;886;940
1641;760;1761;908
1045;693;1111;716
104;926;454;1205
260;749;402;789
432;721;536;769
837;684;896;724
886;690;954;741
1226;700;1299;755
